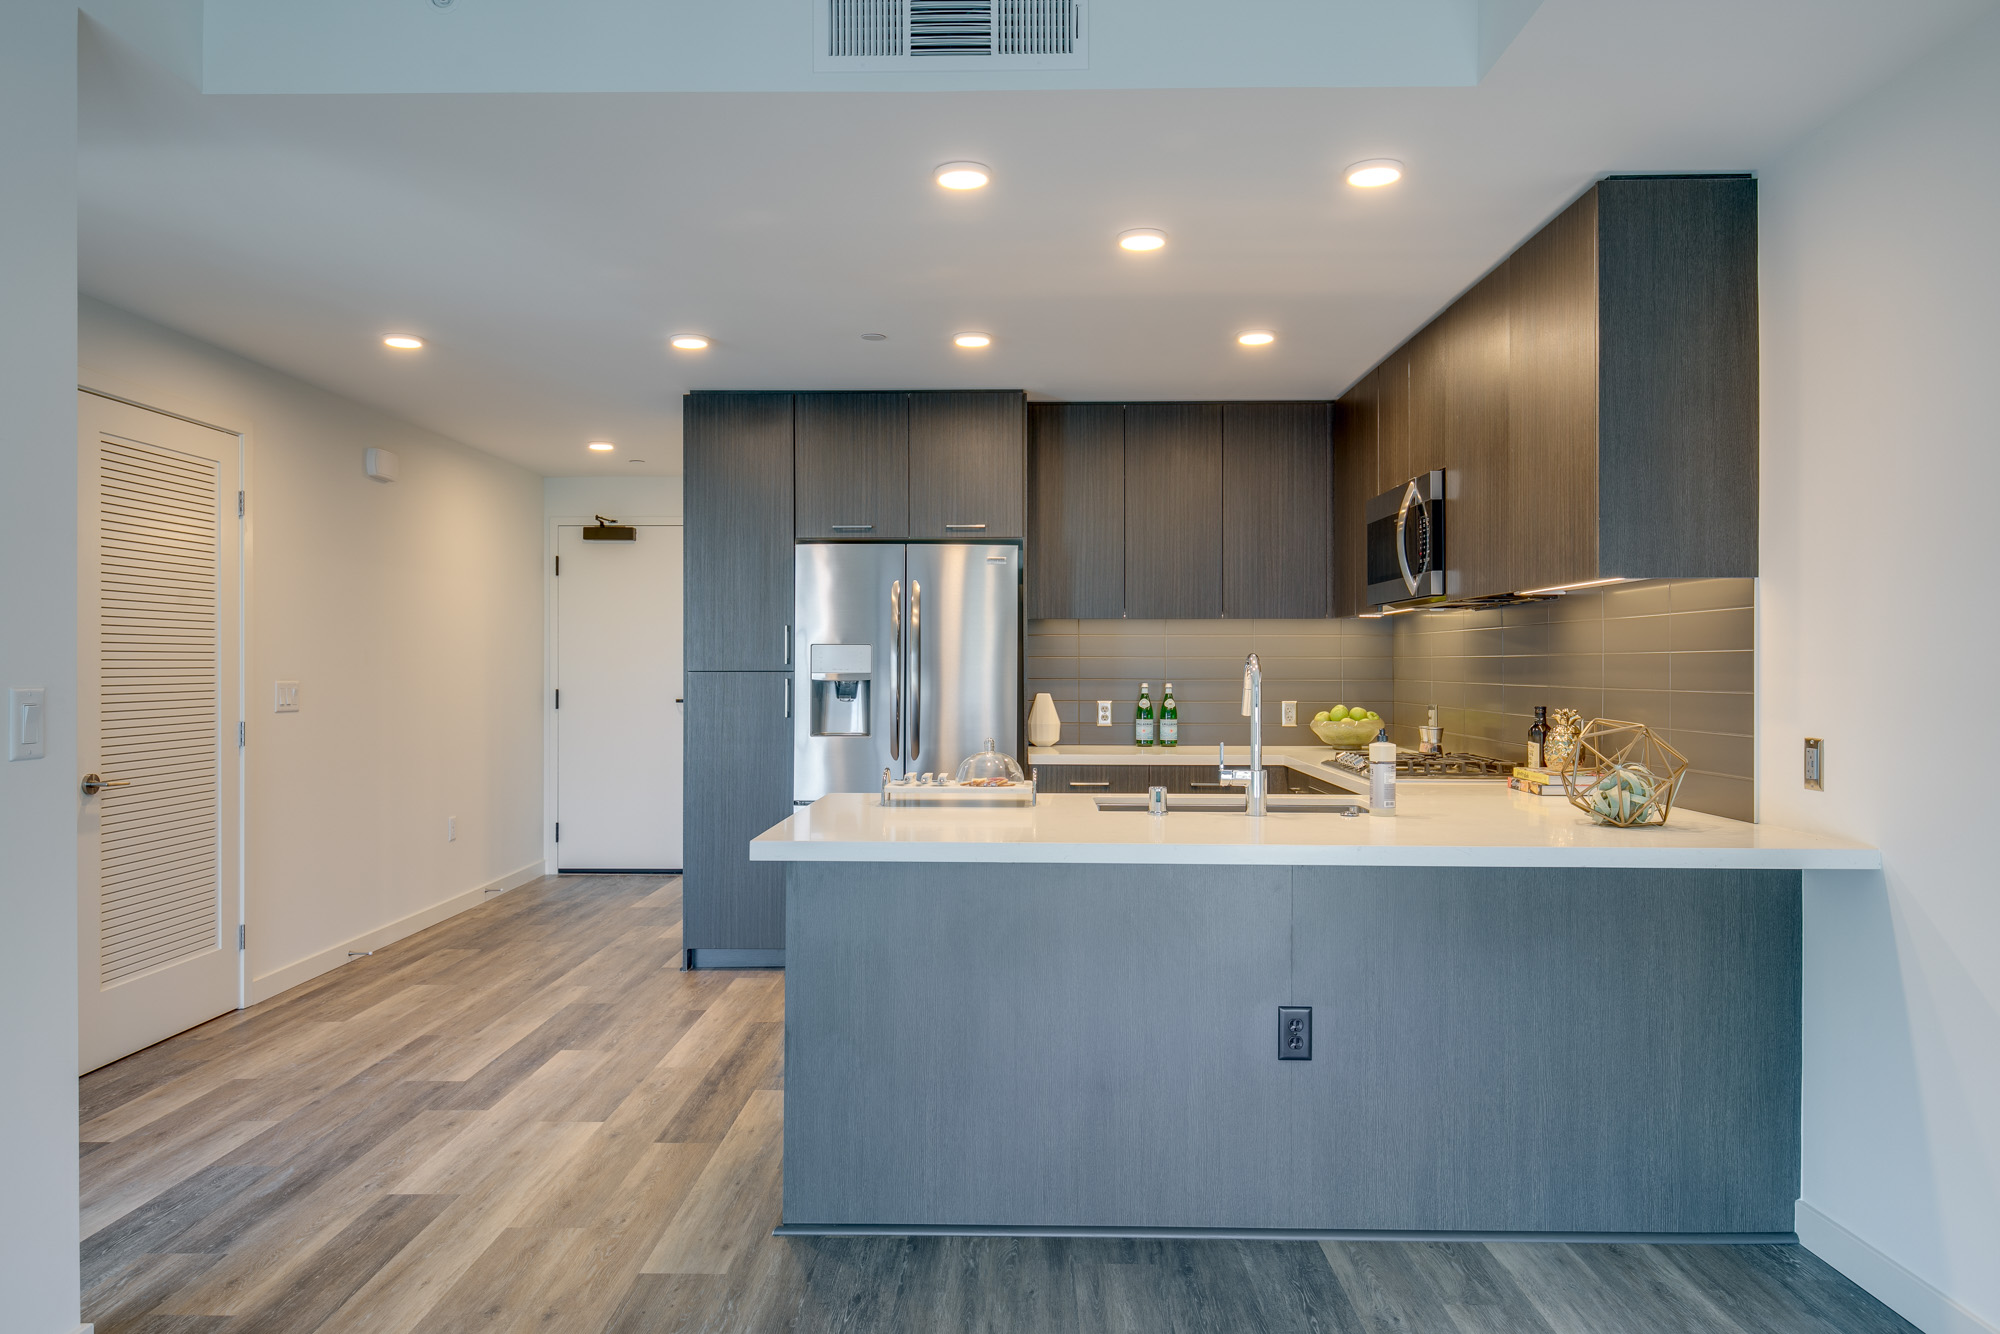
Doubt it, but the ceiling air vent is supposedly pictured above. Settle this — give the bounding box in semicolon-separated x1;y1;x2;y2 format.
818;0;1087;71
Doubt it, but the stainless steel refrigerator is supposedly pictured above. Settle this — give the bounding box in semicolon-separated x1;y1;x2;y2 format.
793;543;1020;803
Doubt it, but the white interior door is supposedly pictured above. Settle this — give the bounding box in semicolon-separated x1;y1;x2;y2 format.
555;522;684;870
78;392;242;1073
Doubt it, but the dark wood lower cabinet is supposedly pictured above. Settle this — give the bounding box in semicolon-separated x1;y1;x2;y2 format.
682;671;794;956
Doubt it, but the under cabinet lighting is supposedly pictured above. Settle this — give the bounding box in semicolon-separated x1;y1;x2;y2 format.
587;441;615;452
382;335;424;350
934;162;991;190
1345;159;1404;188
670;335;710;350
1118;228;1168;252
1237;330;1276;346
1517;577;1630;596
953;332;992;348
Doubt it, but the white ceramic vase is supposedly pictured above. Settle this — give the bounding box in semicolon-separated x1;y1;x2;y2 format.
1027;693;1061;748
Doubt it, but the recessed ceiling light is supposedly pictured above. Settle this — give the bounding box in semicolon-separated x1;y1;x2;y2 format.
1345;159;1404;188
1117;228;1168;252
953;332;992;349
588;441;616;452
934;162;991;190
1237;330;1276;346
382;335;424;350
670;335;710;350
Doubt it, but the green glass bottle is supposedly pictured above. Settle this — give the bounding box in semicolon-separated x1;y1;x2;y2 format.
1160;682;1178;747
1135;683;1155;747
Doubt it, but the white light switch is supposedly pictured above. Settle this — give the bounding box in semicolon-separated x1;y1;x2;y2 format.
1281;700;1297;727
8;687;46;761
274;681;300;713
1096;700;1113;727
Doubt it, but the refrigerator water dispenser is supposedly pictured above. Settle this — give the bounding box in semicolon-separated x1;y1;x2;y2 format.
808;643;872;737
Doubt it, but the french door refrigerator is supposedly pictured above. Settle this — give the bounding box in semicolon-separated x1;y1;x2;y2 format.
793;543;1020;803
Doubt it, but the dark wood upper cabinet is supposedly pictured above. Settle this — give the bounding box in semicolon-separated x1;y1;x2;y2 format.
1444;264;1513;599
683;392;795;672
1123;403;1224;619
795;392;909;540
1333;376;1378;619
1027;403;1124;619
1222;402;1333;618
908;391;1026;540
1337;175;1758;605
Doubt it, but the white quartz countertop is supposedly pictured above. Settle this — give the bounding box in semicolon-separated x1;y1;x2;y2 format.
748;788;1881;870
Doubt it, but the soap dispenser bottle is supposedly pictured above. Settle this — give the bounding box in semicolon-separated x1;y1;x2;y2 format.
1368;727;1397;816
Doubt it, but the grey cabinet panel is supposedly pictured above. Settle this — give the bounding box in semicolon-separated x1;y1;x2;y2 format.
1123;403;1223;619
1333;382;1376;619
1597;176;1759;579
909;392;1026;540
1026;404;1125;620
682;671;794;952
1290;865;1801;1233
1508;188;1601;593
1376;345;1413;490
785;862;1296;1227
1445;265;1514;600
1222;402;1333;618
683;393;795;672
795;392;909;540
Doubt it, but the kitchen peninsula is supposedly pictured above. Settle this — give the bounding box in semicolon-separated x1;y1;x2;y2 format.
752;791;1876;1239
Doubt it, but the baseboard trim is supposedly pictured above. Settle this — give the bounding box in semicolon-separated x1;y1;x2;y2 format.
1796;1201;1999;1334
774;1223;1795;1244
685;948;784;970
247;860;545;1005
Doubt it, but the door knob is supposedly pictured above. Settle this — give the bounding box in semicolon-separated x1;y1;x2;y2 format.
81;773;131;797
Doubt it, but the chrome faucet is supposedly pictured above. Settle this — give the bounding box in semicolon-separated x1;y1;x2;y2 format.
1218;652;1268;816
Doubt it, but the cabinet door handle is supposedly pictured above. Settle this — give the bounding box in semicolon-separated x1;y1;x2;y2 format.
1189;782;1229;789
831;524;874;532
782;624;792;666
783;677;792;719
1069;780;1111;788
944;523;987;531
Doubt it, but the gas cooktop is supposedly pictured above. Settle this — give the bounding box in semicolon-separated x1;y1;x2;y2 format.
1326;750;1514;779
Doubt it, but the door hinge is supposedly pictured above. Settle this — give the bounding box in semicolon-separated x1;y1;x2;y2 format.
554;822;560;843
237;491;245;519
238;721;245;748
238;924;246;951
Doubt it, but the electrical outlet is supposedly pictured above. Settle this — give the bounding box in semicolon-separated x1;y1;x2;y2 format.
1804;738;1824;790
1279;1006;1312;1060
447;816;457;842
1281;700;1297;727
1096;700;1112;727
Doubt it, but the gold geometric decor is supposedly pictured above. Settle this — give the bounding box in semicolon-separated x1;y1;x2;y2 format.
1561;719;1691;827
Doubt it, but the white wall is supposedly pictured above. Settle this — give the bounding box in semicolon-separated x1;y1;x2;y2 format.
0;5;83;1329
544;474;681;521
1760;12;2000;1332
80;296;547;1004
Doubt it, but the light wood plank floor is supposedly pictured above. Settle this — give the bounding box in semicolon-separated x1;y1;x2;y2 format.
82;873;1919;1334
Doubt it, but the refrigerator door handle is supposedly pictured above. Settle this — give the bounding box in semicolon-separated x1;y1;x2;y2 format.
889;579;902;762
910;580;922;761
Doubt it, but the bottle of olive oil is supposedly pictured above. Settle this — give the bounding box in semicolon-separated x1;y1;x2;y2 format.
1136;683;1155;747
1160;683;1178;747
1527;705;1548;768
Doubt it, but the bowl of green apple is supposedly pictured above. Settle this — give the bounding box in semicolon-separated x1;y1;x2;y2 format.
1309;706;1385;748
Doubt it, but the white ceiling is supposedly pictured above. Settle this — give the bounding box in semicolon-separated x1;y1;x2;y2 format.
78;0;1995;476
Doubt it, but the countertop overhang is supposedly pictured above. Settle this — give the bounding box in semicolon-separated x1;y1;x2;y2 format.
750;790;1880;871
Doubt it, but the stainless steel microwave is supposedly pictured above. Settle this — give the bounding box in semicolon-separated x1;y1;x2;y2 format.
1365;470;1446;607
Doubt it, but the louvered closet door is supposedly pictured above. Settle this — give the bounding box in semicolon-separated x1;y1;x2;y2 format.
78;392;242;1074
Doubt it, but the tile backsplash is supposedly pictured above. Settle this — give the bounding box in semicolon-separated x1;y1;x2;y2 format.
1026;578;1756;821
1390;578;1756;820
1026;618;1396;750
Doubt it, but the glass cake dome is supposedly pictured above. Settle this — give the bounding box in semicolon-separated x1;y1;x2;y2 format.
955;738;1026;786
